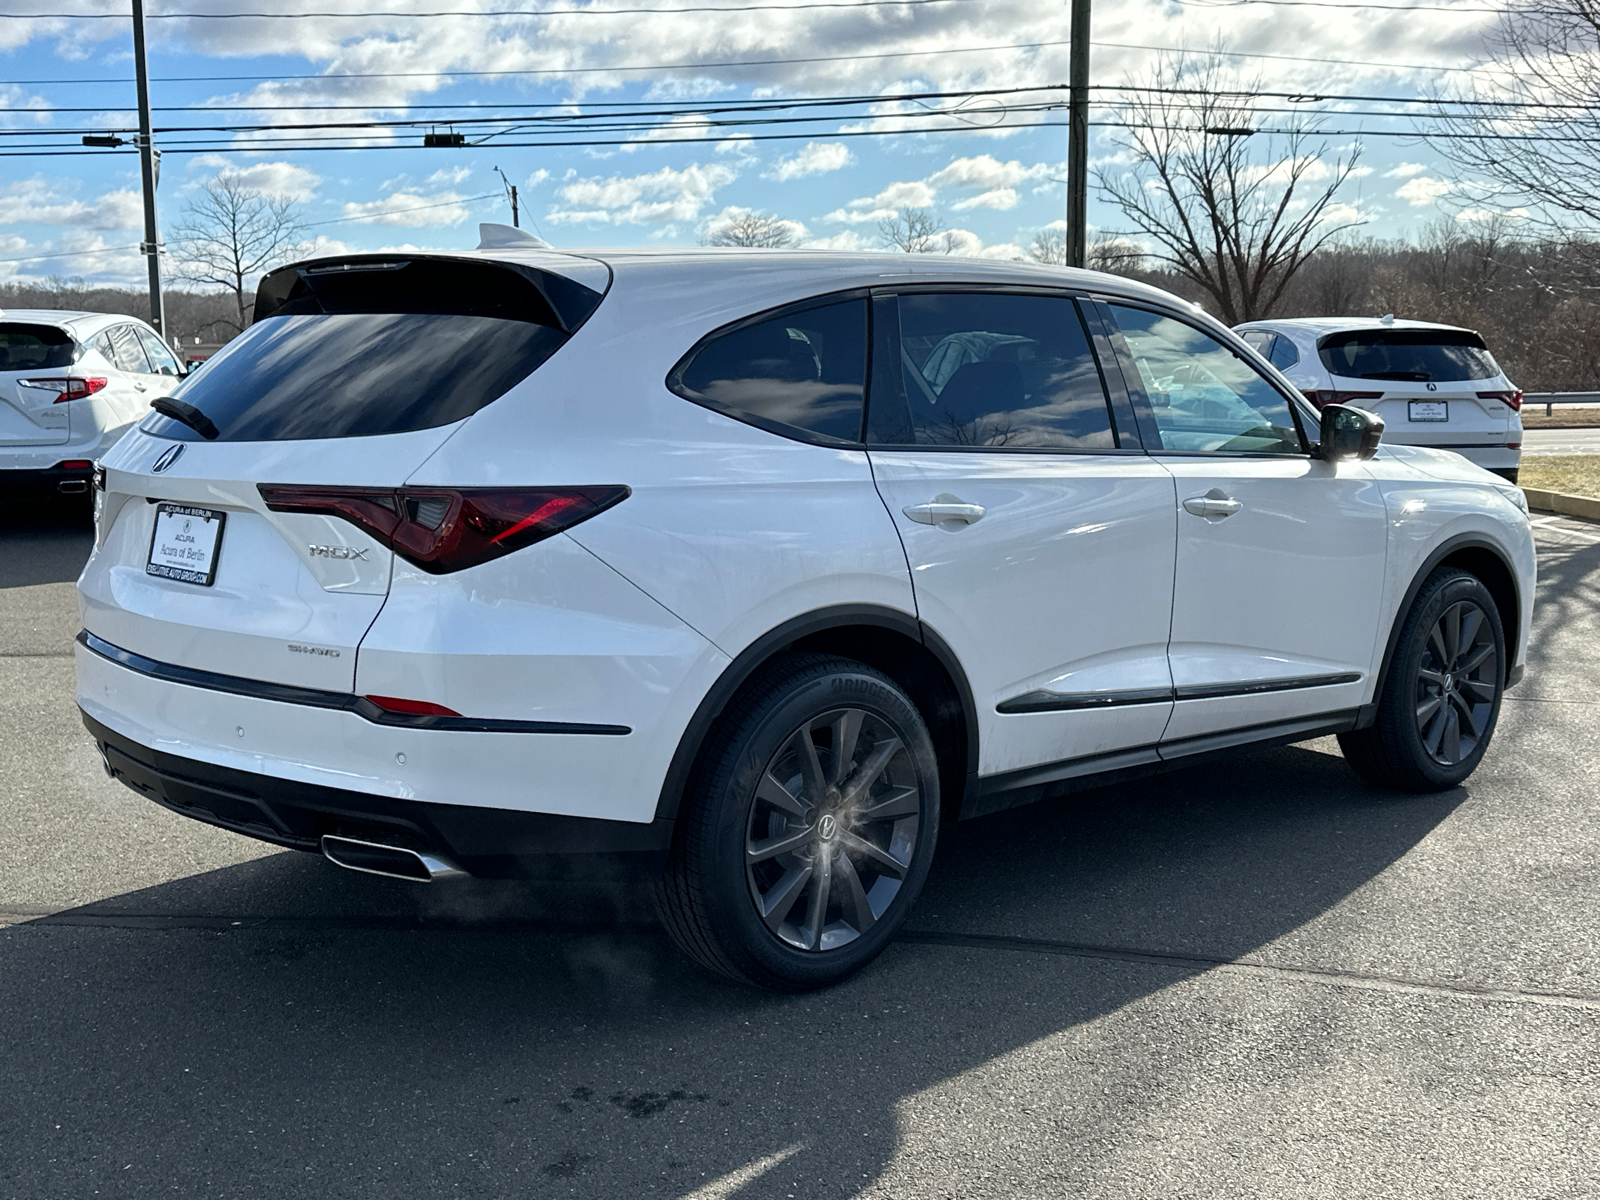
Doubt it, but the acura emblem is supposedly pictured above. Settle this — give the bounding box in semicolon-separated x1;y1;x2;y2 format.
151;444;185;473
1426;382;1438;392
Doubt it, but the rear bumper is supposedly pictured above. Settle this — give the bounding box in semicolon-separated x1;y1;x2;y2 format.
0;464;93;498
84;712;674;879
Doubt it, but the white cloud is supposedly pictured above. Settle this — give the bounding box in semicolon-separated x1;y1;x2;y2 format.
800;230;871;251
426;165;473;186
340;190;478;227
1396;176;1453;206
1384;162;1430;179
765;142;852;182
928;155;1051;191
698;205;809;244
188;156;321;203
548;162;739;225
715;135;756;157
0;177;143;230
952;187;1019;211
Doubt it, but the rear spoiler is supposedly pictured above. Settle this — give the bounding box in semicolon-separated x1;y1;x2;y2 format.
254;254;606;334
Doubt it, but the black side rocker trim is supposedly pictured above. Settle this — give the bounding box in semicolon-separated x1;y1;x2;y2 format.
997;672;1362;714
83;713;671;879
78;630;630;735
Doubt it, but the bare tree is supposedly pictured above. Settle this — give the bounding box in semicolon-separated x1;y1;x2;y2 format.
878;207;957;254
1096;51;1364;324
1429;0;1600;232
170;174;304;334
701;210;802;248
1028;227;1067;264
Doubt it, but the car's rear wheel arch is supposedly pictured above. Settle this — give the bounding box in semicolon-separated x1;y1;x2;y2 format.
1368;535;1522;723
655;606;977;826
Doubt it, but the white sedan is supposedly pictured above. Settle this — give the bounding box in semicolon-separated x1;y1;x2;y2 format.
76;234;1536;989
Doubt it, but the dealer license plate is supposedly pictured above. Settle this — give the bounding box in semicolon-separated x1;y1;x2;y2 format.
1408;400;1449;422
146;503;226;586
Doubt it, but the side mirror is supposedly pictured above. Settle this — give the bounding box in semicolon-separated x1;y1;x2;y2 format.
1318;403;1384;462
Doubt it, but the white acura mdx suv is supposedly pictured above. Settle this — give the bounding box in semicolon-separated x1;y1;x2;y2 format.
77;232;1536;990
1;309;186;503
1234;316;1524;482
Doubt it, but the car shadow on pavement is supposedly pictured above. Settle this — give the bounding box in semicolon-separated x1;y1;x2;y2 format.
0;502;93;589
1;741;1466;1198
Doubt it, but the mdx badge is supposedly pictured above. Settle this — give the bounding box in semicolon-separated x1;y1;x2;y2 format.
151;444;185;473
308;544;370;560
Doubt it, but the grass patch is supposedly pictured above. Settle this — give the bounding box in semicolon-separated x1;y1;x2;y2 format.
1519;455;1600;499
1520;410;1600;429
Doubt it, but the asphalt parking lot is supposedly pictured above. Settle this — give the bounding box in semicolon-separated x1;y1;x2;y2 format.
2;504;1598;1199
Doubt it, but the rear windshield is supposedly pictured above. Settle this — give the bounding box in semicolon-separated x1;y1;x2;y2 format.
0;323;76;371
1317;329;1499;383
140;256;604;442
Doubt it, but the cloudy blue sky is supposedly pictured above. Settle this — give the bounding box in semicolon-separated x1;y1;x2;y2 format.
0;0;1503;287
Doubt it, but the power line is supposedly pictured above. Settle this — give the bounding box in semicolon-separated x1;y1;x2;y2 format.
8;0;982;16
0;244;144;264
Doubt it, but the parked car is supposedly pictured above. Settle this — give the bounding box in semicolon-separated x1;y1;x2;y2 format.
77;241;1536;990
0;310;185;502
1234;317;1523;483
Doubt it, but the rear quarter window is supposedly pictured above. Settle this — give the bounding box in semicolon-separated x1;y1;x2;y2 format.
667;296;868;445
0;323;76;370
139;256;605;442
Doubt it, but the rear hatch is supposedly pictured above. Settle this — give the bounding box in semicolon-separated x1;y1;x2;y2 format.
0;321;79;446
1316;327;1517;446
79;252;609;692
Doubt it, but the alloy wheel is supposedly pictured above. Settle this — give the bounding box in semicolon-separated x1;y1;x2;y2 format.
1415;599;1499;766
744;707;923;952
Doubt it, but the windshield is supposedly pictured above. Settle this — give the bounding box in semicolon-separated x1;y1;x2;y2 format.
1317;329;1500;382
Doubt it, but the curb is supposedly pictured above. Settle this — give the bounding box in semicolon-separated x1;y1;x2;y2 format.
1523;487;1600;523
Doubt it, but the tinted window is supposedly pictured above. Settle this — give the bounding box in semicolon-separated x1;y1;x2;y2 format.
868;292;1115;450
1109;304;1302;455
108;325;152;374
669;298;867;444
1317;329;1498;382
136;326;183;376
141;313;568;442
1267;334;1300;370
0;323;75;370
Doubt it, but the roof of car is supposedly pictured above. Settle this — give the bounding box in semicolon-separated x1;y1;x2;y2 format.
1236;316;1478;337
0;309;127;331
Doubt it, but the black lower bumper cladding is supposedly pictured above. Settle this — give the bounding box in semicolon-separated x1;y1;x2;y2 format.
83;713;673;880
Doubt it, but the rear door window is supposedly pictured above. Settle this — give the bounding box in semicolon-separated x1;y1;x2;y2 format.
0;323;76;371
108;325;153;375
667;296;867;445
1317;329;1498;382
135;327;183;377
867;291;1117;450
140;256;605;442
1267;335;1300;370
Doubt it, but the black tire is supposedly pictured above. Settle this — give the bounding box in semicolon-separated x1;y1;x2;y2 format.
656;652;941;991
1338;568;1507;792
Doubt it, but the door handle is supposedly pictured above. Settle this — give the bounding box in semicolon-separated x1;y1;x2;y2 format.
903;494;986;528
133;382;147;392
1182;488;1243;520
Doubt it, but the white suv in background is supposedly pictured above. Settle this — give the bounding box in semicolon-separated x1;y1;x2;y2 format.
77;238;1536;990
0;310;186;503
1235;317;1524;482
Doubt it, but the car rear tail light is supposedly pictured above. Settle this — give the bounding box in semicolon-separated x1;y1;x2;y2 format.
1478;389;1523;411
1300;389;1384;411
20;376;109;403
362;694;461;717
54;459;93;470
258;484;629;574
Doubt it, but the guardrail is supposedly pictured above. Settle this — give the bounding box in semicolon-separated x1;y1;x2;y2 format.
1525;392;1600;416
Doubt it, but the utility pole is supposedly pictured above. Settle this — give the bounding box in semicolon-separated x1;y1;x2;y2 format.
494;166;520;228
131;0;165;335
1065;0;1091;269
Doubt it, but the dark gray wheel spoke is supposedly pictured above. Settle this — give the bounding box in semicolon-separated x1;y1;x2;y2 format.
826;709;865;787
1416;694;1444;727
842;736;903;804
1456;607;1483;659
1418;667;1446;687
747;825;814;865
1443;604;1462;662
833;852;877;935
791;723;829;802
1462;678;1497;703
756;770;810;820
1459;643;1495;675
1428;621;1450;667
1441;705;1462;763
1422;704;1450;756
838;829;909;877
1449;691;1481;737
759;863;813;933
801;849;833;950
858;784;920;822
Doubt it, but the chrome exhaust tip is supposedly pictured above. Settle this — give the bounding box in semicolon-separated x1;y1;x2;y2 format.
320;835;467;883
